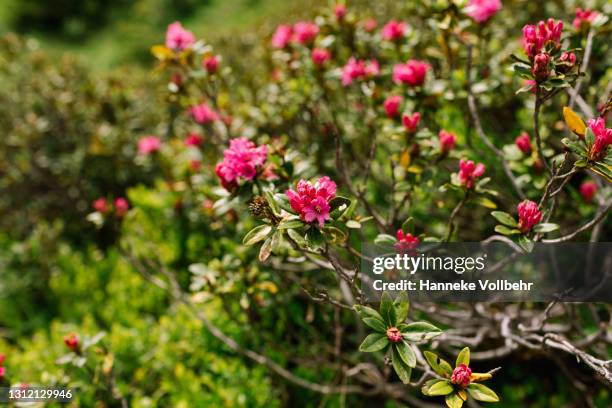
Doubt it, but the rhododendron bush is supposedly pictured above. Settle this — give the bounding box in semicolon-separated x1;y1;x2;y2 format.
1;1;611;406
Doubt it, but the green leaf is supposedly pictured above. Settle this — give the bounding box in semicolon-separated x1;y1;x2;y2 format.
532;223;559;233
401;217;415;233
380;292;396;326
401;321;442;342
491;211;518;227
427;380;454;396
467;383;500;402
395;341;417;368
421;378;440;396
345;220;362;229
518;235;534;252
339;198;357;220
391;346;412;384
424;351;453;377
287;228;307;246
494;225;521;235
277;219;305;230
393;291;410;323
243;225;273;246
374;234;396;245
471;197;497;209
445;392;465;408
263;190;281;216
362;317;387;333
359;333;389;352
354;305;384;322
456;347;470;367
329;196;351;217
259;235;274;262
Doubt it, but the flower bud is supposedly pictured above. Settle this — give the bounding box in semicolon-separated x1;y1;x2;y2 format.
451;364;472;388
515;132;532;154
203;55;219;74
402;112;420;133
93;198;110;214
532;53;551;82
438;130;457;154
386;327;402;343
556;52;576;74
311;48;331;66
517;200;541;233
0;366;5;380
64;333;79;351
334;4;347;20
579;181;598;203
114;198;129;217
383;95;403;118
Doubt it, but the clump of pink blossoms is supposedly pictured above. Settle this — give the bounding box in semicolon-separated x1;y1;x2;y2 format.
189;103;219;124
402;112;420;133
381;20;406;41
573;8;598;30
395;230;420;253
114;198;129;217
341;57;379;86
517;200;541;233
451;364;472;388
587;117;612;161
272;25;293;49
579;181;598;203
138;136;161;155
383;95;403;118
458;159;485;189
215;138;268;191
93;198;110;213
185;133;203;147
285;177;337;228
334;4;347;21
522;19;563;60
393;60;430;87
292;22;319;45
311;48;331;66
464;0;501;23
515;132;532;154
438;130;457;154
165;22;195;51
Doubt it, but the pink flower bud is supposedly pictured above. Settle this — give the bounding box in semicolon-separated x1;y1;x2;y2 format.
341;58;379;86
185;133;203;147
189;103;219;124
522;19;563;59
272;25;293;49
451;364;472;388
587;117;612;161
579;181;598;203
395;230;419;253
458;159;486;189
334;4;347;20
203;55;219;74
93;198;110;214
517;200;541;233
386;327;402;343
393;60;430;87
64;333;79;351
311;48;331;66
0;366;5;379
383;95;403;118
114;198;129;217
402;112;420;133
464;0;502;23
165;21;195;51
515;132;532;154
138;136;161;155
532;53;551;82
556;52;576;74
381;20;406;41
363;18;378;32
573;8;598;31
438;130;457;154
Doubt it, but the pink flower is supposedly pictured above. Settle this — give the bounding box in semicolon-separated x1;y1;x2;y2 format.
573;8;598;30
438;130;457;154
393;60;430;87
215;138;268;190
580;181;598;203
522;19;563;59
189;103;219;124
165;22;195;51
464;0;501;23
587;117;612;161
64;333;79;351
556;52;576;74
203;55;219;74
517;200;541;233
384;95;403;118
402;112;421;133
515;132;532;154
138;136;161;155
311;48;331;66
395;230;420;253
185;133;203;147
451;364;472;388
272;25;293;49
341;58;379;86
0;366;5;379
93;198;110;214
363;18;378;32
334;4;347;20
114;198;129;217
285;177;337;228
381;20;406;41
458;159;486;189
292;22;319;45
386;327;402;343
531;53;551;82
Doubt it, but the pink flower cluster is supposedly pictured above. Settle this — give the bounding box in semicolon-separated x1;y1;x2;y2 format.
395;229;420;253
517;200;541;233
189;103;220;124
311;48;331;66
165;22;195;51
285;177;337;228
215;138;268;191
458;159;485;189
573;8;598;30
515;132;532;154
138;136;161;155
271;22;319;48
451;364;472;388
93;197;129;217
402;112;420;133
580;181;598;203
334;4;347;20
342;57;379;86
438;130;457;154
203;55;220;74
587;117;612;161
381;20;406;41
383;95;403;118
185;133;203;147
393;60;430;87
522;19;563;60
464;0;502;23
